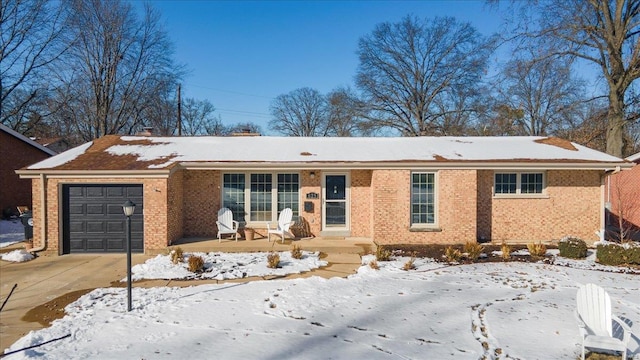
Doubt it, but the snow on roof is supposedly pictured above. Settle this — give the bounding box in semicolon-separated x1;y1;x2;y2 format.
24;135;627;171
626;152;640;163
27;141;92;169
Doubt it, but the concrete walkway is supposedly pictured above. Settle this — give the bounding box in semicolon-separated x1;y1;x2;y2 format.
0;247;364;350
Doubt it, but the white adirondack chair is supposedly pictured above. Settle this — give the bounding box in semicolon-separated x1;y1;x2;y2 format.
266;208;295;243
216;208;239;243
575;283;631;360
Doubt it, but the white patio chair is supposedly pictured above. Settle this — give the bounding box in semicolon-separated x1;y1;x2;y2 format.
575;283;631;360
266;208;295;243
216;207;238;243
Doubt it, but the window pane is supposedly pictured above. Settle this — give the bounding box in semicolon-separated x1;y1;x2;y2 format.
521;173;543;194
250;174;272;221
277;173;299;217
411;172;435;225
223;173;245;222
495;173;517;194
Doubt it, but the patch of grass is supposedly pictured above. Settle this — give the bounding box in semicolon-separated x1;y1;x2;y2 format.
290;245;303;260
168;246;184;264
500;242;511;261
444;246;462;263
527;242;547;257
375;246;392;261
369;259;380;270
267;252;280;268
463;241;484;261
188;255;204;272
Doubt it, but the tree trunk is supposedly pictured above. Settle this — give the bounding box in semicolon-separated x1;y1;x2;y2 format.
606;90;625;158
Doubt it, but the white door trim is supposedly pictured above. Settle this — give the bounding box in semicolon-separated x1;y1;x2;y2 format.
321;172;350;232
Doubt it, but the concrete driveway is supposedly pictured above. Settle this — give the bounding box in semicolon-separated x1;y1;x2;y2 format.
0;249;362;351
0;252;153;350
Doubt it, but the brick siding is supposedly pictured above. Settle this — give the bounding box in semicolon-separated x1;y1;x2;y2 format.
32;177;171;253
29;167;606;254
0;131;52;215
489;170;601;244
607;164;640;229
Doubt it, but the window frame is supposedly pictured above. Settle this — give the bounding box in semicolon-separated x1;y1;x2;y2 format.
410;171;438;228
221;171;300;225
493;171;547;197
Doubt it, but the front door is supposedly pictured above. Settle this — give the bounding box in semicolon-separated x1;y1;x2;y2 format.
322;173;349;231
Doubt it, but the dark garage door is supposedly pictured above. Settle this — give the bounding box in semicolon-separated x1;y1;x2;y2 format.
63;184;144;253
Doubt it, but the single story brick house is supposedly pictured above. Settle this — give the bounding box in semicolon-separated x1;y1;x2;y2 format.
16;135;631;255
1;123;56;218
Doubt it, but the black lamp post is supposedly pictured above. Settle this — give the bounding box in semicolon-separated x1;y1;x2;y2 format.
122;200;136;312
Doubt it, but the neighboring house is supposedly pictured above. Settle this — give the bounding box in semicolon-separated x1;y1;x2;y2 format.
605;152;640;241
0;124;56;218
16;135;631;255
34;137;73;154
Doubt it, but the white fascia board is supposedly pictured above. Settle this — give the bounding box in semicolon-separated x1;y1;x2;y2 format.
179;161;631;171
15;169;172;179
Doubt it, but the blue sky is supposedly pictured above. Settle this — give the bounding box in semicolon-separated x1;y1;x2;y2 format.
149;1;507;134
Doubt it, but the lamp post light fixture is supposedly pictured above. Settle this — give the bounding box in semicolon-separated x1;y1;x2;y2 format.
122;200;136;311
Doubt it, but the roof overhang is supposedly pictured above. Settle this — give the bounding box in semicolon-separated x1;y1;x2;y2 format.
179;161;633;171
16;169;173;179
16;160;632;178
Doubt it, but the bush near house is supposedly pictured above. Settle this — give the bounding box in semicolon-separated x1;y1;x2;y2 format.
596;242;640;266
558;237;588;259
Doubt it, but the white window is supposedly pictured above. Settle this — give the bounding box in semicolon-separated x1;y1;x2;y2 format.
411;172;436;226
494;172;545;195
222;172;299;223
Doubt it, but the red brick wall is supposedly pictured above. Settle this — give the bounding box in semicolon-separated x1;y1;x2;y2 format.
32;177;171;253
371;170;478;245
476;170;493;241
182;170;220;237
350;170;373;237
490;170;601;244
608;163;640;229
299;170;321;237
167;170;184;244
0;131;52;215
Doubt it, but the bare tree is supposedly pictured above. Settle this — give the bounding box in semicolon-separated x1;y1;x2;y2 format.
53;0;181;142
326;87;371;136
355;16;495;136
180;98;223;136
0;0;67;130
269;87;330;136
503;0;640;157
226;122;262;135
493;54;585;136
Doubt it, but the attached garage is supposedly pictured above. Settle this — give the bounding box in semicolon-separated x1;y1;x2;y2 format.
62;184;144;253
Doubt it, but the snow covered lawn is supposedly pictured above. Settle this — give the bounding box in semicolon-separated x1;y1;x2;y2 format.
4;254;639;359
130;251;327;281
0;219;25;248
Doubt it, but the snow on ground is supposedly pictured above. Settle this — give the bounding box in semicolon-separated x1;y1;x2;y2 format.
1;249;34;262
0;219;25;248
130;251;327;281
4;251;640;360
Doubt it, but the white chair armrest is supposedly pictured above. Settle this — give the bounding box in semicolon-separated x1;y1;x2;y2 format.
613;315;632;344
231;220;239;230
216;221;222;228
575;310;588;336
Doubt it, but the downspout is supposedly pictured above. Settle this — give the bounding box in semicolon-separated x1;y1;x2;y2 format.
599;174;606;242
31;173;47;252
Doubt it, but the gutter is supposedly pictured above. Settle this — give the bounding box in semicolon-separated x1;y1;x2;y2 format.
31;173;47;253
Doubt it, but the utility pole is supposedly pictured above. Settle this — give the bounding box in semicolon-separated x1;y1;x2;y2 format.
177;84;182;136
